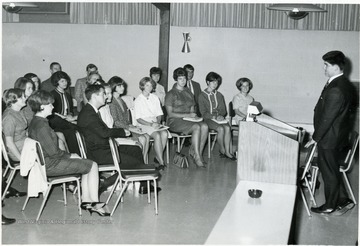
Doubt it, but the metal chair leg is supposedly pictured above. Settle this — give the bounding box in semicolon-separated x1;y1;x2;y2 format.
342;172;357;204
300;187;311;216
106;176;120;205
62;183;67;206
110;182;129;217
36;186;52;221
2;170;15;200
154;179;158;215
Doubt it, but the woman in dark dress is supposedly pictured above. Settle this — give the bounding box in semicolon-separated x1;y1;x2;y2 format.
165;67;209;167
48;71;79;155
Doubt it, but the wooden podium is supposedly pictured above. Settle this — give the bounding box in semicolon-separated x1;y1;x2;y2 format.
237;114;300;185
206;114;300;245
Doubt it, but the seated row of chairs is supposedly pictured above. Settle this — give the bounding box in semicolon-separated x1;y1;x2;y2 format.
1;131;159;221
3;118;358;220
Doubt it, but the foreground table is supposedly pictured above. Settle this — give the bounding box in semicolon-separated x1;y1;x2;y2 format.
205;180;297;245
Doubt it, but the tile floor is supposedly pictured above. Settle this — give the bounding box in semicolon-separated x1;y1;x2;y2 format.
2;140;359;244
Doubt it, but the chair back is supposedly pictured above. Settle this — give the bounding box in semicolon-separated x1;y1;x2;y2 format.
1;134;12;167
300;143;317;180
1;133;18;169
108;137;121;174
342;131;359;172
34;141;46;167
229;101;235;117
75;130;87;159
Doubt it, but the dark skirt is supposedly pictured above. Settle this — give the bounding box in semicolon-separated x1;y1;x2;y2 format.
167;117;200;134
204;119;230;131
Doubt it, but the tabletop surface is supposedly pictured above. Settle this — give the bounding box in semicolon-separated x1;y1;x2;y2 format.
205;180;297;245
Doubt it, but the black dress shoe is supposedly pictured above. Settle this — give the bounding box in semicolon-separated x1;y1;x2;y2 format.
311;204;334;215
2;215;16;225
139;185;162;195
5;188;26;198
332;198;355;216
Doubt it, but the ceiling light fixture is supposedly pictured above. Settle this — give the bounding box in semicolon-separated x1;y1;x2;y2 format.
2;2;38;13
267;4;326;20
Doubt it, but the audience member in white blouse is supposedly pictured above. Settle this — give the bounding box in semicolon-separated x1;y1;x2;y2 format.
232;77;255;124
134;77;168;170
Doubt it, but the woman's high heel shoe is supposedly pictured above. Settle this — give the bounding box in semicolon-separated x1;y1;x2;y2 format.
80;202;92;210
154;157;167;170
89;207;110;217
81;202;105;211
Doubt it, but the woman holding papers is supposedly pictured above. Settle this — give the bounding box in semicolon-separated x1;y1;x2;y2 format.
232;77;255;123
108;76;150;163
165;68;209;168
134;77;168;170
198;72;235;160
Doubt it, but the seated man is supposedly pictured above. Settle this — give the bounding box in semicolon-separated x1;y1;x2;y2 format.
77;84;161;195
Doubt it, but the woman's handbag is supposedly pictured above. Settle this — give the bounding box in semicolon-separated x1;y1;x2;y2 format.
172;152;189;168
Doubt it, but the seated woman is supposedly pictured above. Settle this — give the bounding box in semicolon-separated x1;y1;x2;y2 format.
2;88;27;198
2;89;27;161
198;72;235;160
165;68;209;168
108;76;150;163
134;77;168;169
14;77;35;124
14;77;68;152
24;73;41;91
232;77;255;123
27;90;109;216
48;71;79;155
50;71;77;122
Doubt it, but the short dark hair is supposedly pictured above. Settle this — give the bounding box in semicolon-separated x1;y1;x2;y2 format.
24;73;38;80
150;67;162;76
322;50;346;70
85;84;104;101
51;71;71;88
27;90;55;113
3;88;24;107
139;77;152;91
86;63;98;72
50;62;61;70
183;64;194;71
14;77;34;91
205;72;222;86
173;67;187;81
108;76;126;93
236;77;253;91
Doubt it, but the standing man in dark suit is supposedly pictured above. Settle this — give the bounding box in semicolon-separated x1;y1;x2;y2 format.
306;50;355;215
184;64;202;116
77;84;160;195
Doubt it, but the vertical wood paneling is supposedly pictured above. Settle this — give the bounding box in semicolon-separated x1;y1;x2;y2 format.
237;121;299;185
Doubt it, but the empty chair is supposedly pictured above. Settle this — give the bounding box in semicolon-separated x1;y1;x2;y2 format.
21;139;82;221
108;137;159;216
339;131;359;204
299;143;318;216
312;131;359;205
